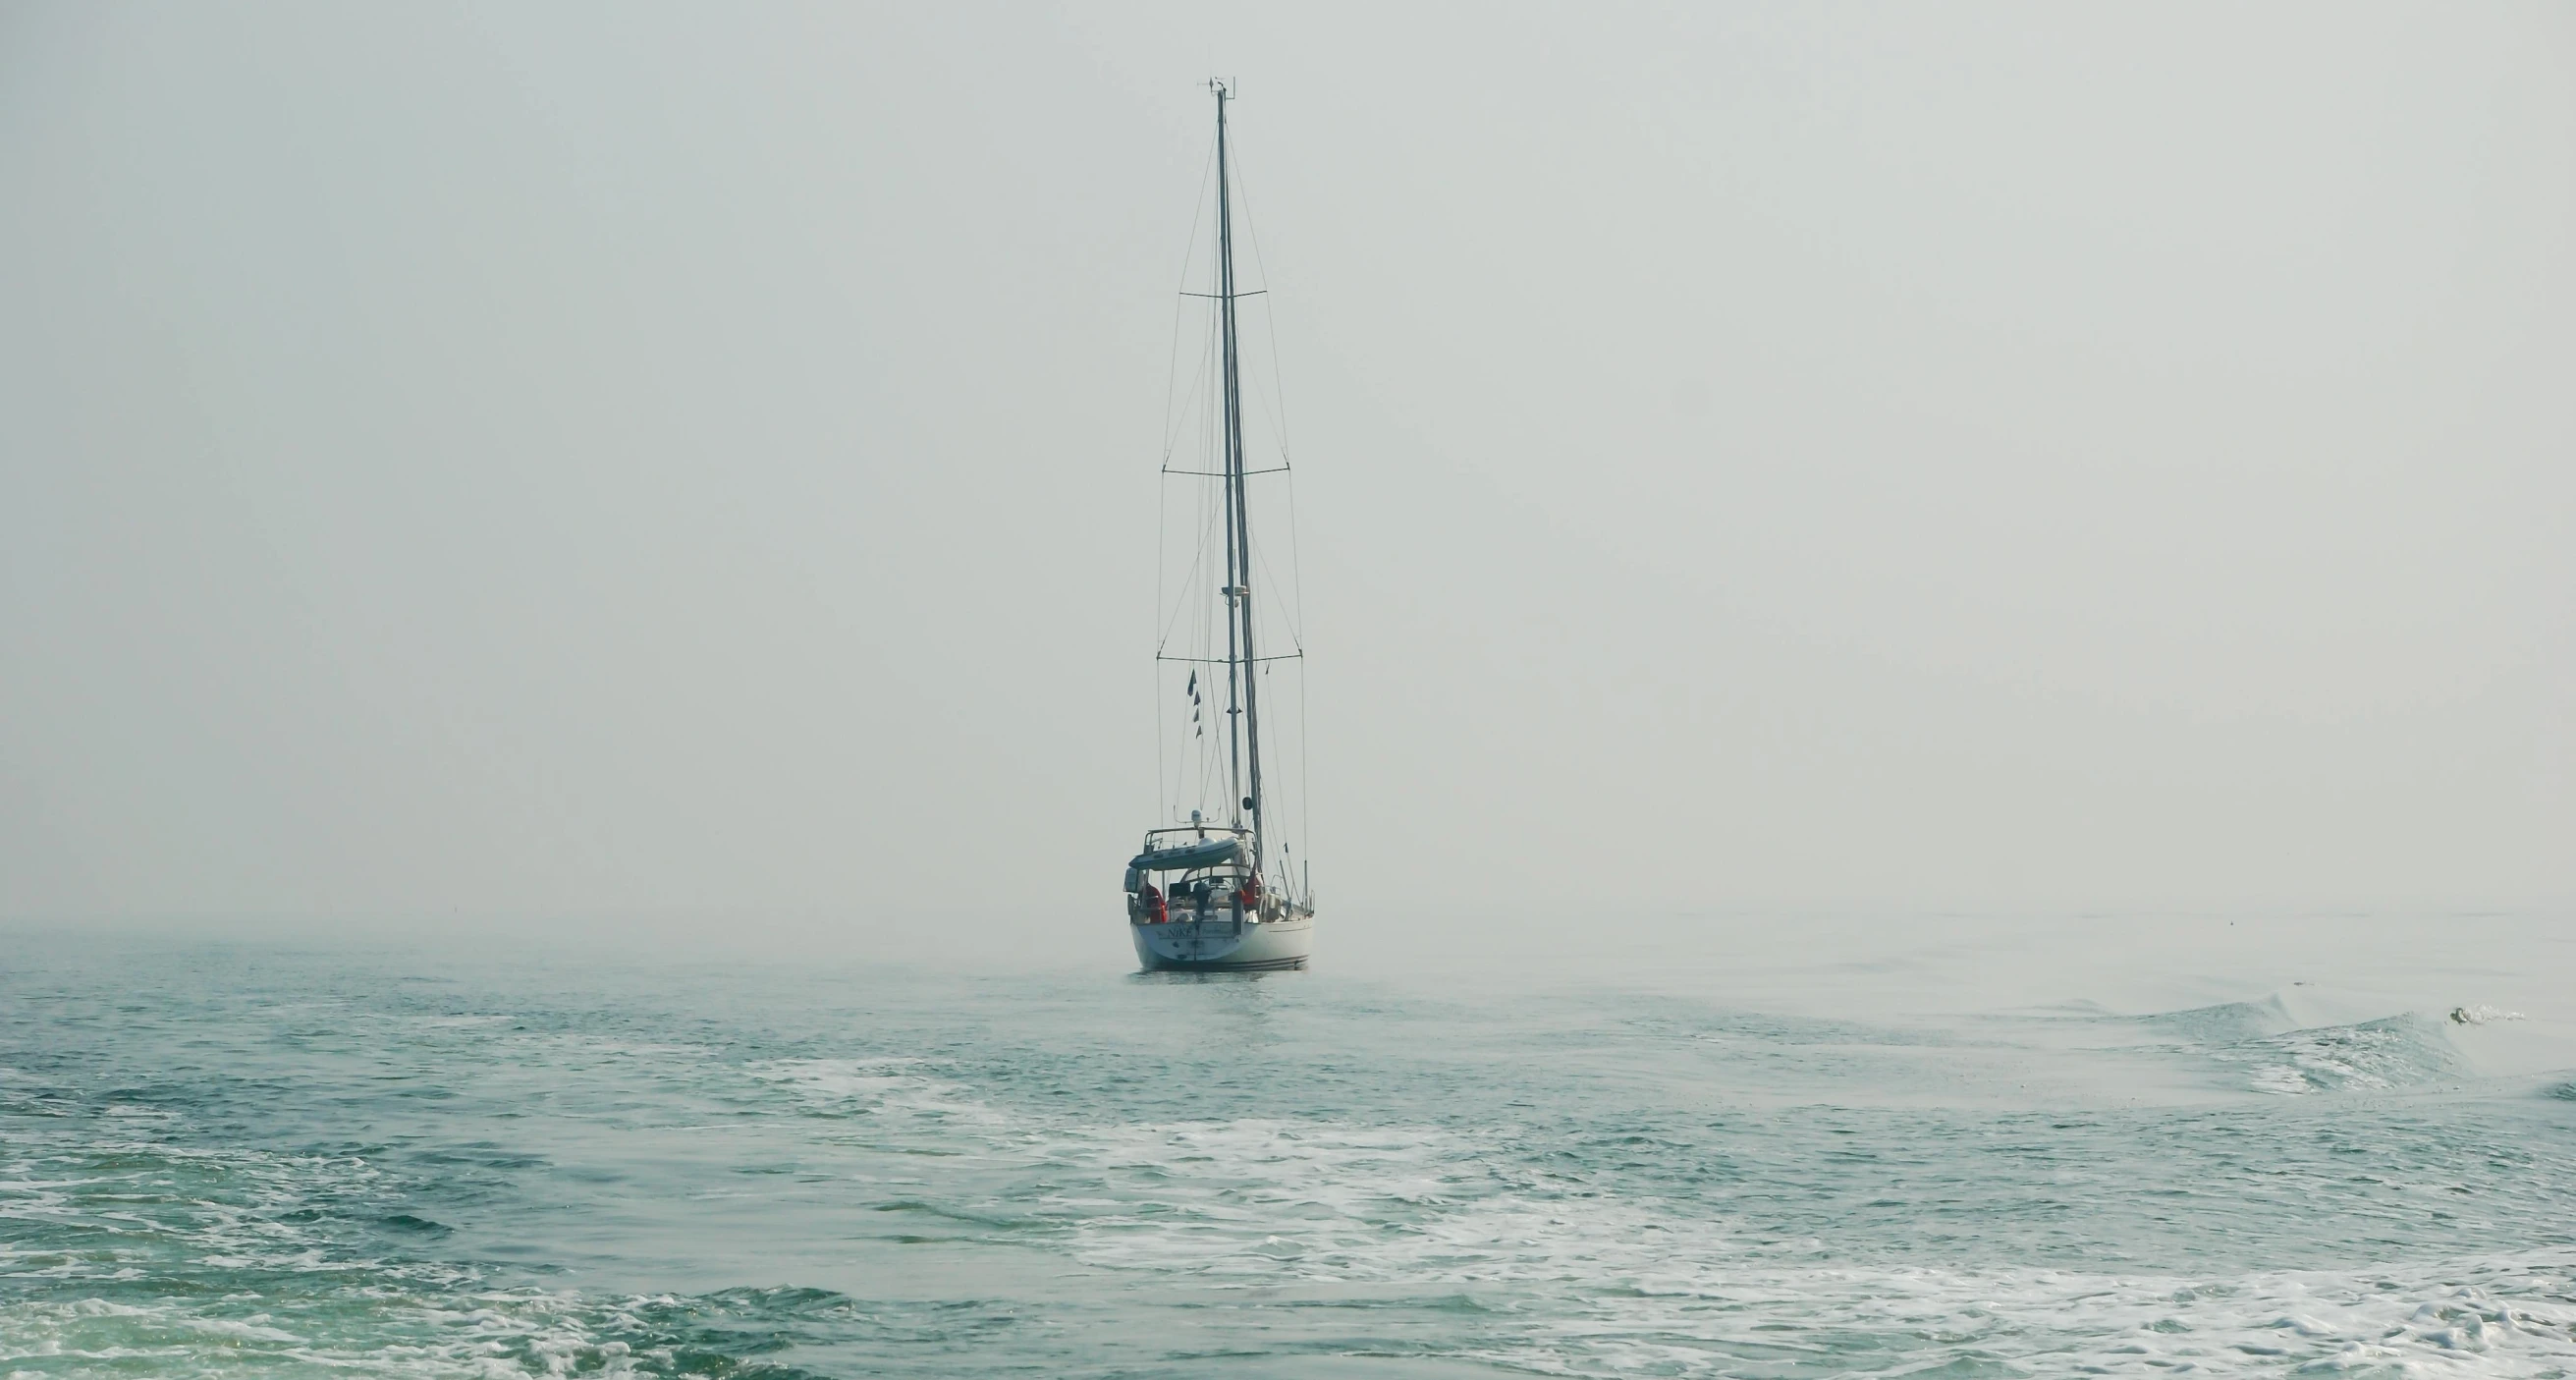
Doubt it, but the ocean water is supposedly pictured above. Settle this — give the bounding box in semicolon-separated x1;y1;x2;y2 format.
5;916;2574;1378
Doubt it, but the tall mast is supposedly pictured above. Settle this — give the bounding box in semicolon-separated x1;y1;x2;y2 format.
1212;81;1267;871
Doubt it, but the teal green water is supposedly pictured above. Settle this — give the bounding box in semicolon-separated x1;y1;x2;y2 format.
4;931;2574;1377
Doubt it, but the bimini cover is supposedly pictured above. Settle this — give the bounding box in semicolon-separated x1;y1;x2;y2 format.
1127;836;1241;878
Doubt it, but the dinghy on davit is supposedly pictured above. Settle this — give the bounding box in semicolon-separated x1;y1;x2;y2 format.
1123;82;1316;972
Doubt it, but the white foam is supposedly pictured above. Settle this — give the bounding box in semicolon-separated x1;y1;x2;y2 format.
1014;1111;2576;1376
2221;1015;2467;1095
0;1286;647;1380
742;1057;1009;1128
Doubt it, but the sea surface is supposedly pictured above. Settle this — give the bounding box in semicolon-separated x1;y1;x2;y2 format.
5;915;2575;1378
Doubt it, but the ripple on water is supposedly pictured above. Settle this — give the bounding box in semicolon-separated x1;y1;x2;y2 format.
6;943;2576;1378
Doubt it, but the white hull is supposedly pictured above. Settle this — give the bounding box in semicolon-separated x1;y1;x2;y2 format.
1131;913;1313;971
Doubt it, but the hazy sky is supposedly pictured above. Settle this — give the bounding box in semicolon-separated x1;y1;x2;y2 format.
2;3;2569;928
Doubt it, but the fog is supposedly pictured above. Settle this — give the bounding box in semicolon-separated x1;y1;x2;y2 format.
3;4;2569;942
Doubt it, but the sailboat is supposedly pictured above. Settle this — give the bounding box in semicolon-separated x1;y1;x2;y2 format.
1124;82;1316;972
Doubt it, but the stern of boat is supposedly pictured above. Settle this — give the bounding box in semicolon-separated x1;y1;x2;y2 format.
1130;911;1313;972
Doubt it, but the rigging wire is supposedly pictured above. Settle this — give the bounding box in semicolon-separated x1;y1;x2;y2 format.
1224;135;1311;879
1228;137;1297;464
1220;115;1310;882
1154;434;1176;824
1287;460;1312;884
1155;135;1221;825
1158;137;1219;465
1245;514;1305;652
1155;315;1224;656
1231;129;1313;888
1298;658;1312;901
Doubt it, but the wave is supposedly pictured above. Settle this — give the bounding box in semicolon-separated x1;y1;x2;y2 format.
12;950;2573;1379
742;1058;1009;1129
2218;1015;2469;1096
2124;995;2299;1045
2107;998;2477;1097
1015;1116;2576;1377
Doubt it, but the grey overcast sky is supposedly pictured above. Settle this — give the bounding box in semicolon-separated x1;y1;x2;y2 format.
1;3;2569;931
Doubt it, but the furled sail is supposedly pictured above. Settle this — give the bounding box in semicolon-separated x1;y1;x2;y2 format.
1125;836;1242;883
